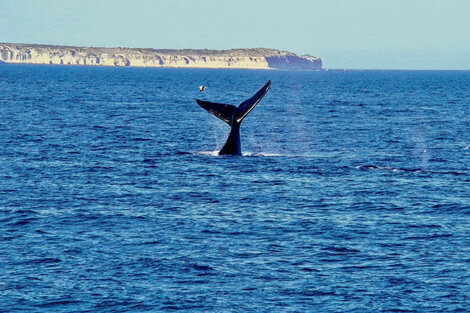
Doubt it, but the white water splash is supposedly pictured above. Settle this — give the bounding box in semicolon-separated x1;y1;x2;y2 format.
194;150;326;158
194;150;220;156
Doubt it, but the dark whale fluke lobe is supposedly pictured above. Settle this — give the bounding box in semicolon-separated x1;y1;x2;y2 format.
196;80;271;156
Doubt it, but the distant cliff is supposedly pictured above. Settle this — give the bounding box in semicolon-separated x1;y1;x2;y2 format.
0;43;322;70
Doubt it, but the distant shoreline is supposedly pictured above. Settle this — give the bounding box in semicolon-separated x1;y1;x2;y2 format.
3;62;468;72
0;43;322;71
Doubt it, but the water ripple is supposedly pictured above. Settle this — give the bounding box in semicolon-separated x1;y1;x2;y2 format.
1;66;469;312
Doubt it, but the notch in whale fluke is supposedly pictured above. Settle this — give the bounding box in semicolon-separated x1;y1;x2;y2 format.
196;80;271;155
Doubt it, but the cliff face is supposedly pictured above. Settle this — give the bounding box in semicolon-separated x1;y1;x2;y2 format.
0;43;322;70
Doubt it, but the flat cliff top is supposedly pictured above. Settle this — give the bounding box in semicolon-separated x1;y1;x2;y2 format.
0;42;320;60
0;42;322;70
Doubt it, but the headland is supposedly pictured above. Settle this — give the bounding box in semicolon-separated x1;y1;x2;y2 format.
0;43;322;70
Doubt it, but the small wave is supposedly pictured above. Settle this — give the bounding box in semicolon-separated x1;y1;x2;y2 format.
7;217;38;226
201;229;222;234
301;267;320;272
194;150;289;157
300;289;337;297
356;165;468;176
12;208;39;215
321;246;360;254
404;233;452;240
18;257;61;265
355;165;416;172
282;288;336;297
130;137;152;142
243;152;285;157
142;158;157;164
194;150;220;156
39;300;81;308
190;263;214;272
140;240;162;245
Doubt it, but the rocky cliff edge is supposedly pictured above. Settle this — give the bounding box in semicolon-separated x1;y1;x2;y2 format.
0;43;322;70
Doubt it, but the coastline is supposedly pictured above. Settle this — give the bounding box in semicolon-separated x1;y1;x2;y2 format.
0;43;322;70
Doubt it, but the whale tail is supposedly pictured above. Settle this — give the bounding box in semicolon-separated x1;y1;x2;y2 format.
196;80;271;126
196;80;271;155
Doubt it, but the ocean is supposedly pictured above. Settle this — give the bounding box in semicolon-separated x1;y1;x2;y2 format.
1;65;469;312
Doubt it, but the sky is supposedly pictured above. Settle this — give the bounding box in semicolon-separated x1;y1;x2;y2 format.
1;0;469;69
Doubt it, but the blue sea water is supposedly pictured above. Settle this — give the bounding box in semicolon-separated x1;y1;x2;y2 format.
0;64;469;312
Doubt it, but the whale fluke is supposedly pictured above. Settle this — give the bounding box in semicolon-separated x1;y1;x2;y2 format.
196;100;237;126
196;80;271;155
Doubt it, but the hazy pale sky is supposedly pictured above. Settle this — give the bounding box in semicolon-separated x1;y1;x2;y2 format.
1;0;469;69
